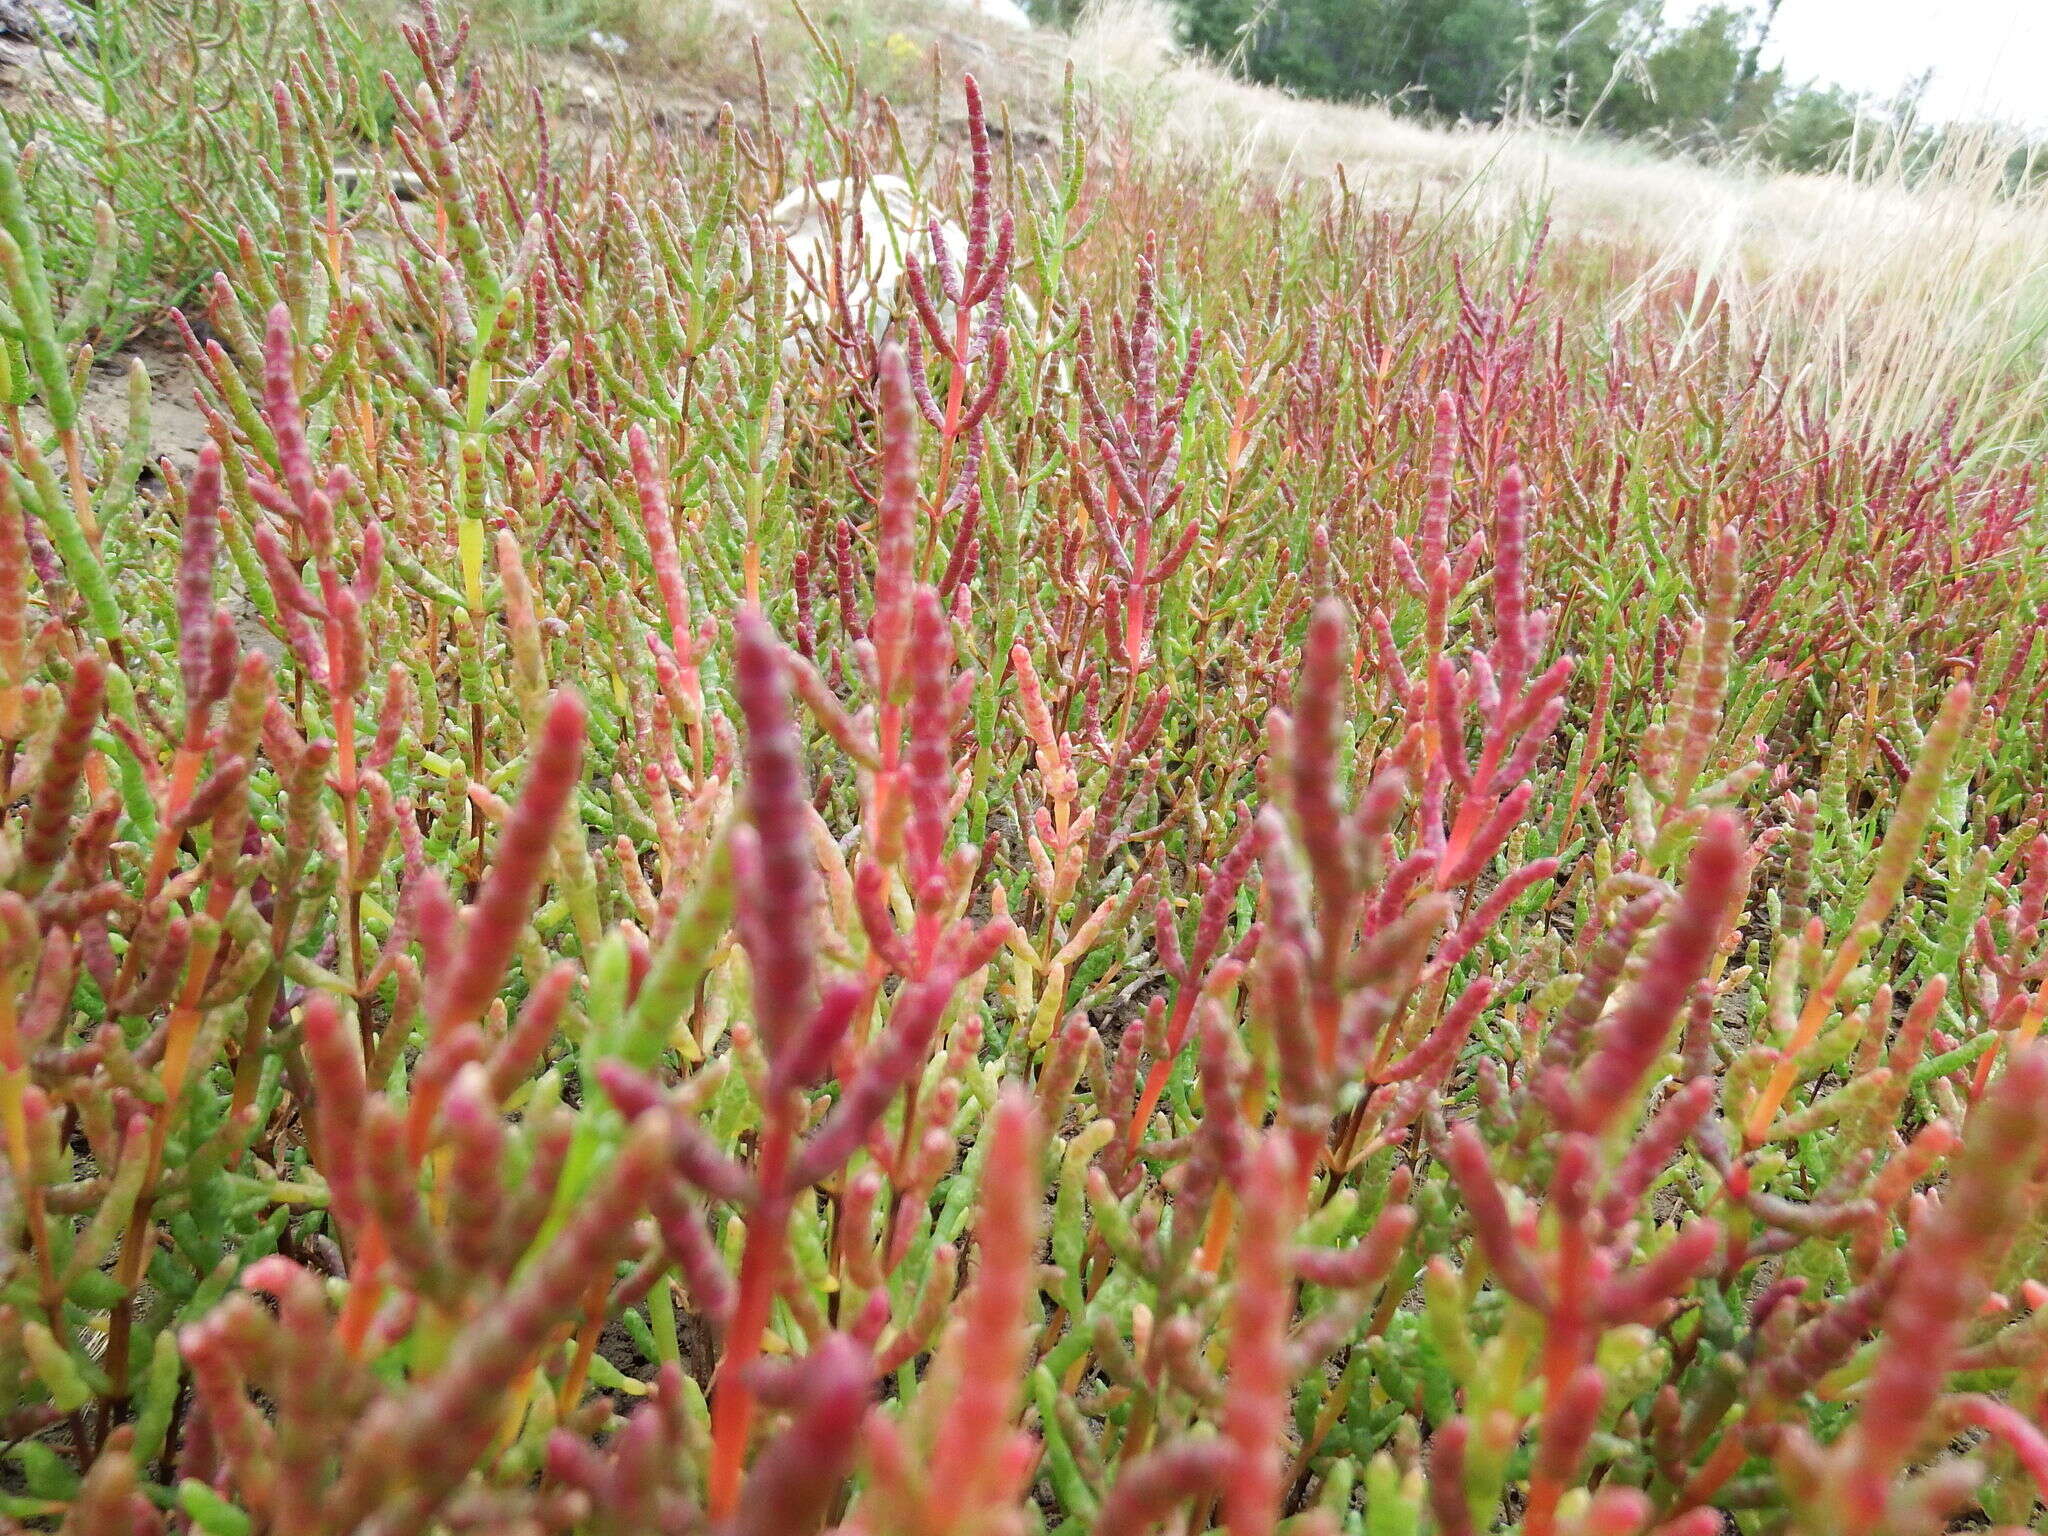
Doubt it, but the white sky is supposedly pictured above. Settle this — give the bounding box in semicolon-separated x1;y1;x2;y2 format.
1673;0;2048;128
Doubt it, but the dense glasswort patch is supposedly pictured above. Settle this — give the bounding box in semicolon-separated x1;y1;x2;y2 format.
0;3;2044;1533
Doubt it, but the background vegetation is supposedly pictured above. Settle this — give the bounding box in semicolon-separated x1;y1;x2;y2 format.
1056;0;2039;179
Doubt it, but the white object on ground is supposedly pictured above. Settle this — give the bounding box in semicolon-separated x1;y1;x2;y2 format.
934;0;1034;30
767;173;1038;356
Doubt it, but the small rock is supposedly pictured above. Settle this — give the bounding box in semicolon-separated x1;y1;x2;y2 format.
586;29;629;57
0;0;91;47
766;174;1042;363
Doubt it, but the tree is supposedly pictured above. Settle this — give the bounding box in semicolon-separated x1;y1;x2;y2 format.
1160;0;2033;178
1176;0;1523;122
1600;4;1754;144
1521;0;1662;121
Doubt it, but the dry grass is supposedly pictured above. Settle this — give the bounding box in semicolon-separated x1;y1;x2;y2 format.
1061;0;2048;453
1646;130;2048;453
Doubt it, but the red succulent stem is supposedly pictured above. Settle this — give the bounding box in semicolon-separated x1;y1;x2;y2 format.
327;603;364;999
1527;1236;1587;1536
141;738;206;897
335;1224;391;1355
1126;523;1152;669
706;1103;795;1520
